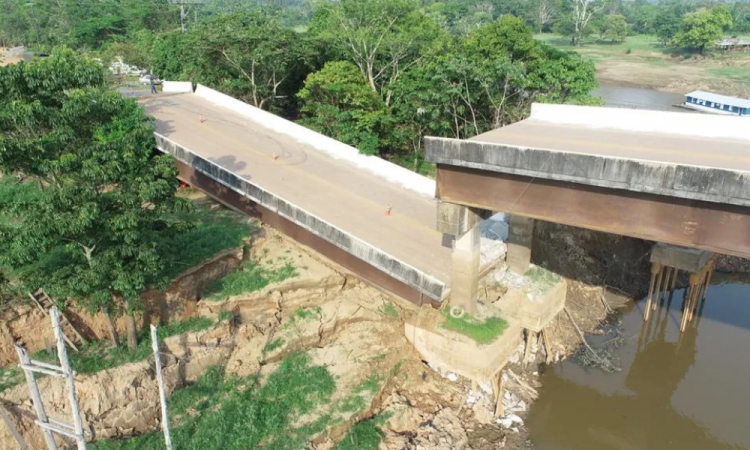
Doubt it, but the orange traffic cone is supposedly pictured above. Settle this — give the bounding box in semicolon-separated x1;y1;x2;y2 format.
385;205;392;217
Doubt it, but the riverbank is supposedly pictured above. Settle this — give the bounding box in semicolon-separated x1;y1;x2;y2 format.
536;34;750;98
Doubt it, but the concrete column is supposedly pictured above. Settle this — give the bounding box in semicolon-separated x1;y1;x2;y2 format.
451;222;480;316
507;215;535;274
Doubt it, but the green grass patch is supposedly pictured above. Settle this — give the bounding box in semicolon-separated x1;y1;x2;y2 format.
707;67;750;83
91;352;336;450
378;302;399;319
440;310;508;345
157;201;254;280
35;317;215;375
332;417;384;450
203;261;298;300
264;337;285;353
0;364;23;393
524;265;561;294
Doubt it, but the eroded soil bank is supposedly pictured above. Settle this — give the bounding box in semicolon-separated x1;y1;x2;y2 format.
1;214;745;450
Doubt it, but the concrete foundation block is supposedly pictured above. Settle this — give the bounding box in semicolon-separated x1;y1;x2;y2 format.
404;313;522;384
495;280;567;333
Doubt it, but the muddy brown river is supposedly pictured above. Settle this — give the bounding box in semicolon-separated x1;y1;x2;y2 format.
528;279;750;450
528;83;750;450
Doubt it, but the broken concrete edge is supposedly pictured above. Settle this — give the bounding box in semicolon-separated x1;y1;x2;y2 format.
154;133;445;302
424;136;750;208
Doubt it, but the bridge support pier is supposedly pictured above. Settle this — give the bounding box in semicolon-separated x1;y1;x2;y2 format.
647;243;716;331
451;222;481;316
507;215;535;274
438;201;485;315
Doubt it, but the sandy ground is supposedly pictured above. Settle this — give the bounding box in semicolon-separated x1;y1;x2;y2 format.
0;47;23;67
597;59;750;98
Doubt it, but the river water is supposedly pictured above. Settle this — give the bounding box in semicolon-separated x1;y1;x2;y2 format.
527;84;750;450
592;83;685;111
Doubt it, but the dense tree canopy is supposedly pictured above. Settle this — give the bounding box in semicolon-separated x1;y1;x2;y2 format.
0;49;186;348
671;6;733;54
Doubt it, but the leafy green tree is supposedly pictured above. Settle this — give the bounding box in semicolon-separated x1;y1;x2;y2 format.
601;14;628;42
671;6;733;54
391;16;597;146
309;0;445;105
193;11;316;111
653;9;683;46
0;48;186;349
465;15;544;62
298;61;389;156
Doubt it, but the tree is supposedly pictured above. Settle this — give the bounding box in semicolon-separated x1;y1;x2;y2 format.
601;14;628;42
653;9;683;46
193;11;316;111
465;15;544;62
0;48;186;349
533;0;560;33
671;6;733;54
298;61;389;156
569;0;604;45
390;16;598;146
309;0;444;105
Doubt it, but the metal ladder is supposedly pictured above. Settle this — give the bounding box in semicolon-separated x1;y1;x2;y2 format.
14;307;88;449
27;290;86;352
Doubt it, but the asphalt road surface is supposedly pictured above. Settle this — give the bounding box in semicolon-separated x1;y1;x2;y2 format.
472;119;750;171
141;94;452;284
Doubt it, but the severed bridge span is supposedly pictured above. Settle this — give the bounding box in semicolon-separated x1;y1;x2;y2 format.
142;84;750;329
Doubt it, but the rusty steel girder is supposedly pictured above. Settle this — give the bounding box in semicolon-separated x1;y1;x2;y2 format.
436;164;750;259
174;160;438;307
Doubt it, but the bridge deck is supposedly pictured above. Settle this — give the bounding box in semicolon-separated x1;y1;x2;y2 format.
471;118;750;171
141;93;451;292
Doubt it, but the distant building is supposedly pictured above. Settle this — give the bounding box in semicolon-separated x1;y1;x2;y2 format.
716;38;750;52
684;91;750;116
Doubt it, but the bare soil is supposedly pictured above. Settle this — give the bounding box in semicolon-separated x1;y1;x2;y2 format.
0;215;698;450
0;47;23;67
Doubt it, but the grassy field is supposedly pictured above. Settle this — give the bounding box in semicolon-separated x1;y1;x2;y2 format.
535;33;750;97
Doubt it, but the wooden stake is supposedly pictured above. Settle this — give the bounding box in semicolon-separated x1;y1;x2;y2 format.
542;328;552;364
50;309;86;450
0;403;28;450
14;346;57;450
151;325;173;450
660;267;672;306
681;274;700;331
493;372;504;417
644;263;660;321
652;266;664;311
523;329;534;366
701;265;714;302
